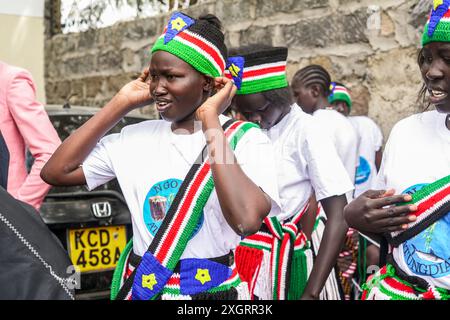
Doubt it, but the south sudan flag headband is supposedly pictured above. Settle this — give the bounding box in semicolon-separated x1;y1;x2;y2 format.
328;82;352;111
151;12;227;77
225;47;288;95
422;0;450;46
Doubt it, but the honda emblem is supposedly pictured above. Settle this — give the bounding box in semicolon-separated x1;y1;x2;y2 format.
91;202;112;218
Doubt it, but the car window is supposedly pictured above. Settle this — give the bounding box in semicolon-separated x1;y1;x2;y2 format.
26;114;144;171
50;115;144;141
37;113;147;196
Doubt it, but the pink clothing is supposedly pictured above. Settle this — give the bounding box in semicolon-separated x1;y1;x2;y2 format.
0;61;61;210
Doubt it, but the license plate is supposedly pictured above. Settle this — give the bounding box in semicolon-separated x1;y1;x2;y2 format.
68;225;127;273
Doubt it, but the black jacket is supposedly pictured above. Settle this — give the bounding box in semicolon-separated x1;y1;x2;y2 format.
0;187;75;299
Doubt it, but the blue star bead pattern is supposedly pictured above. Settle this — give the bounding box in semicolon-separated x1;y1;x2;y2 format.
226;56;245;90
164;12;195;44
428;0;450;37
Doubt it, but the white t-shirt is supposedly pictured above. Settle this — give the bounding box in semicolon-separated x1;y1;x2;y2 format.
312;108;358;201
82;115;281;259
375;111;450;289
348;116;383;197
265;105;354;222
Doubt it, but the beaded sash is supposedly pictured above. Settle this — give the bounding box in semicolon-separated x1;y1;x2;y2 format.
115;120;258;300
386;174;450;247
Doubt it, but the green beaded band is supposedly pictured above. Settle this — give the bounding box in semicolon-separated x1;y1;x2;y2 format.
422;21;450;46
236;75;288;95
328;91;352;110
152;36;222;78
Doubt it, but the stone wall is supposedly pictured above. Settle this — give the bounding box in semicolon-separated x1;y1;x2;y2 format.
45;0;430;138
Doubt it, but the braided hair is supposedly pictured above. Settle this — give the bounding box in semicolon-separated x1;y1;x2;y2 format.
292;64;331;97
417;48;431;111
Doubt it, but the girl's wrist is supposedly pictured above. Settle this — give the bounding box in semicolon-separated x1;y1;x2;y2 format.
198;112;220;131
113;93;137;112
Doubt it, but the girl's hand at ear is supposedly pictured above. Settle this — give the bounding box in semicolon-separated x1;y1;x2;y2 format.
195;77;237;123
116;67;153;110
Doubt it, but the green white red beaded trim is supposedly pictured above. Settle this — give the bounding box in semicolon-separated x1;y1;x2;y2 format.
362;264;450;300
114;120;257;300
150;121;257;270
238;203;310;300
152;28;225;77
387;174;450;246
225;61;288;95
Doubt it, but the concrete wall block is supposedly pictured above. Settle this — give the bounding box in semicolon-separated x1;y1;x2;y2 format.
225;31;241;48
68;79;86;102
97;50;124;73
46;80;71;103
106;72;138;94
282;20;329;48
178;3;219;21
338;0;404;10
282;9;368;49
367;47;423;138
239;25;274;46
122;48;143;72
348;84;370;116
331;54;369;78
48;34;76;58
50;34;79;57
138;45;153;68
341;9;370;43
389;8;421;47
255;0;329;17
215;0;256;23
96;25;125;50
78;29;97;50
381;11;395;36
65;54;97;77
123;16;163;43
85;76;105;98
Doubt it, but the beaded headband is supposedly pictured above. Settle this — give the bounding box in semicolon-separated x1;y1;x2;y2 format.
151;12;227;77
225;47;288;95
328;82;352;111
422;0;450;46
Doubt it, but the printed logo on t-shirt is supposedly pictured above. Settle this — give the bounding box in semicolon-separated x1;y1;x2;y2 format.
143;178;204;237
402;183;450;278
355;156;371;185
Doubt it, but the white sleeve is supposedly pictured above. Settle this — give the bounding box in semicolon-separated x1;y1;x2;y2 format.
373;122;384;151
374;124;397;190
374;158;387;190
233;127;281;217
303;121;354;201
82;134;119;191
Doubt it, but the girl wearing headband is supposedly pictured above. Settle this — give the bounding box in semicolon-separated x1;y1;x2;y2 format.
291;65;359;203
345;1;450;300
329;82;384;295
228;44;353;300
41;13;280;300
